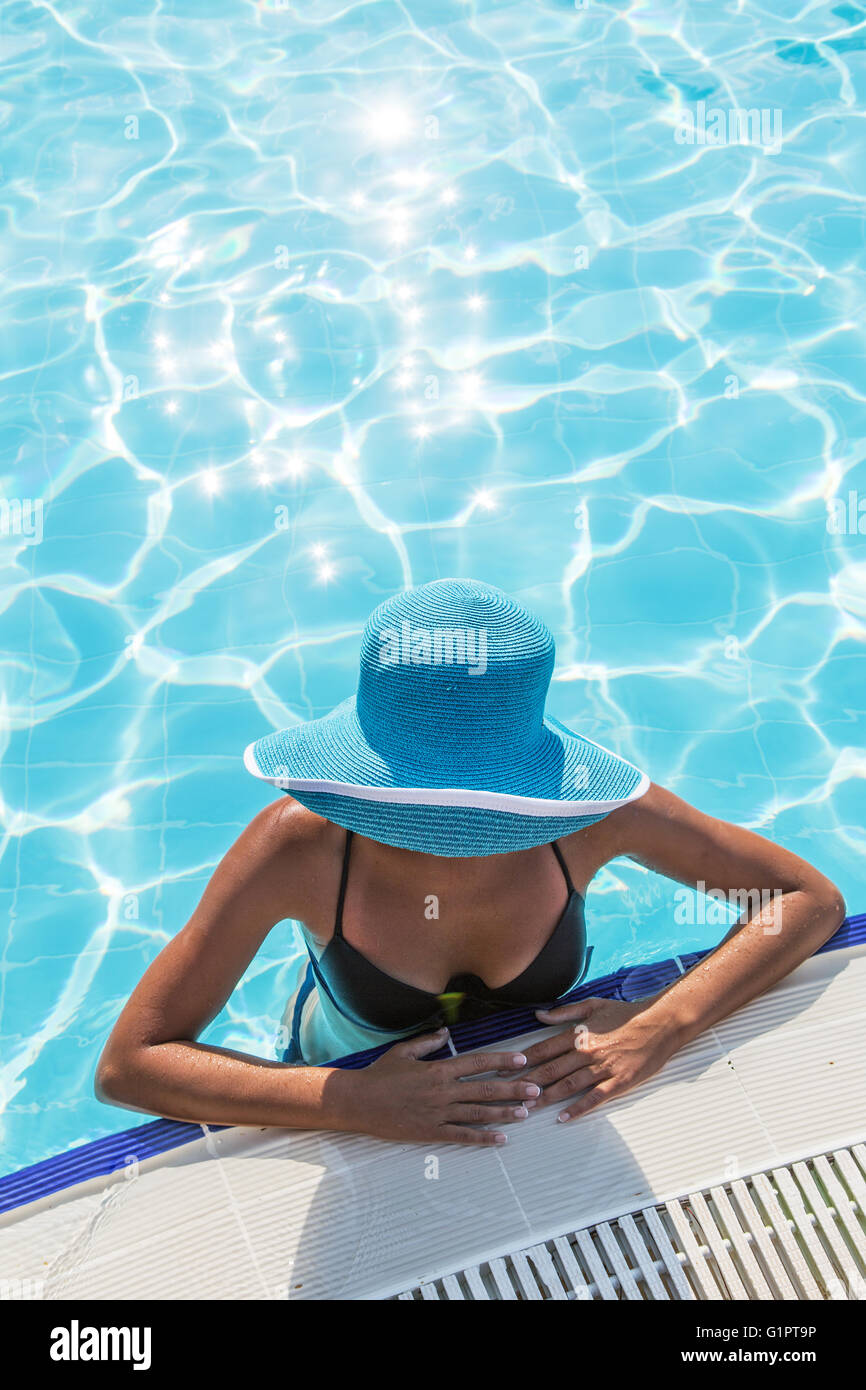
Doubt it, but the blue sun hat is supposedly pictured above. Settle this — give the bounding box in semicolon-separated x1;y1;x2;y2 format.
244;578;649;856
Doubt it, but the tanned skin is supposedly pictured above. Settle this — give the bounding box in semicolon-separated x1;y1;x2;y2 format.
96;785;845;1145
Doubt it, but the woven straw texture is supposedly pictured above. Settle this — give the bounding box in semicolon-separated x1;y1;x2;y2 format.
246;579;647;855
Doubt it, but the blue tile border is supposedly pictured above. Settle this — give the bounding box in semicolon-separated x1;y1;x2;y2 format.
1;913;862;1217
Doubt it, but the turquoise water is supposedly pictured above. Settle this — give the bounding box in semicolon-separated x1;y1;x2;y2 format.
2;0;865;1175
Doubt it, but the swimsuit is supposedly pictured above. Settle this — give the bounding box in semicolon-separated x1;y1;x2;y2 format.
280;831;592;1063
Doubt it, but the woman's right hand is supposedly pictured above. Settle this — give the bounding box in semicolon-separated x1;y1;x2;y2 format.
342;1028;541;1146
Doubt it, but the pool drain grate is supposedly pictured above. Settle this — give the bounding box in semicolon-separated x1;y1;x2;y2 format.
395;1144;866;1301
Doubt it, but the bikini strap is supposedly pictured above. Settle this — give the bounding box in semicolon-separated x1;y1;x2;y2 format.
550;839;576;895
333;829;354;938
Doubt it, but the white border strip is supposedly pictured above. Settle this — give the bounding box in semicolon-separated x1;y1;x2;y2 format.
243;742;650;818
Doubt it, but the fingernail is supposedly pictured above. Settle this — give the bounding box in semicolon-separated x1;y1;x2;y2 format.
557;1112;570;1123
513;1106;528;1119
524;1083;541;1098
524;1100;537;1109
511;1054;527;1066
493;1133;507;1145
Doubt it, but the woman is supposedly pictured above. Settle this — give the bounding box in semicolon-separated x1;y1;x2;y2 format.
97;579;845;1147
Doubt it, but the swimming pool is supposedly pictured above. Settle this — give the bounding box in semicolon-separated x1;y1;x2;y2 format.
1;0;864;1177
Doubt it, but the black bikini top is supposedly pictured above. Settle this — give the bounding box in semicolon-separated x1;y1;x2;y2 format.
306;830;591;1034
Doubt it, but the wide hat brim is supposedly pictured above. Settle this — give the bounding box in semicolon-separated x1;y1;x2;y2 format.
244;697;649;856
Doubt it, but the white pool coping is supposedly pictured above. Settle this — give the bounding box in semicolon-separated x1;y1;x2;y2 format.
2;943;865;1300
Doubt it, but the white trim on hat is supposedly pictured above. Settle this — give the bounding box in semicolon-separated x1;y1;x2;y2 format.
243;742;650;818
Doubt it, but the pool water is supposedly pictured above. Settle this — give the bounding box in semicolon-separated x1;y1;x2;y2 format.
2;0;865;1175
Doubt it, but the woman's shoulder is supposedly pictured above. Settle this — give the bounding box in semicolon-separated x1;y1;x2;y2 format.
249;794;343;867
225;796;344;925
556;782;666;889
267;794;336;845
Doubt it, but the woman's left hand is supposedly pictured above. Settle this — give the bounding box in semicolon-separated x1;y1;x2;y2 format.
520;996;682;1123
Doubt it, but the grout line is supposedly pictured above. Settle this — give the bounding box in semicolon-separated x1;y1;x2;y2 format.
199;1125;278;1299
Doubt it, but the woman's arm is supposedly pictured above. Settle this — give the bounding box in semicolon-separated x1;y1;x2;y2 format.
95;799;349;1130
96;800;535;1145
522;783;846;1119
611;782;846;1036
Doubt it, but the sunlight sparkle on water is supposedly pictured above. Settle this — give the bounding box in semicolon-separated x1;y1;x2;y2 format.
364;101;414;145
460;372;483;402
389;218;412;245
